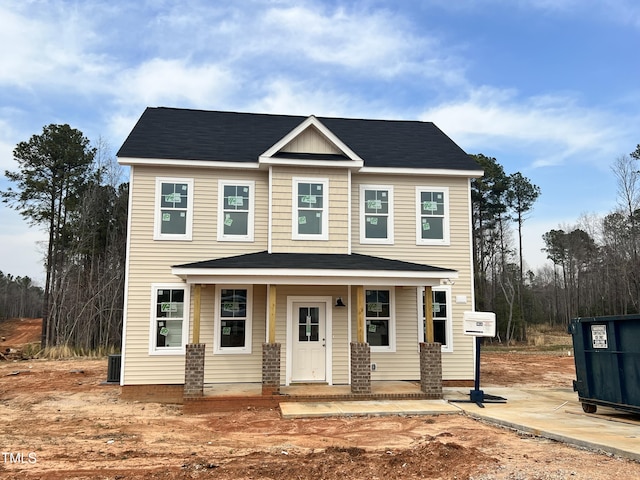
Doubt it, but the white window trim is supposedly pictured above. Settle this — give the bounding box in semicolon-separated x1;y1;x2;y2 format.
417;285;453;353
217;180;255;242
214;285;253;354
365;287;396;353
154;177;194;241
359;184;394;245
292;177;329;240
415;186;450;246
149;283;190;356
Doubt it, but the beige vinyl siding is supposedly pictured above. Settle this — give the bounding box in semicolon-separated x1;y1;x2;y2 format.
351;173;475;381
281;127;342;155
123;165;268;385
270;166;349;253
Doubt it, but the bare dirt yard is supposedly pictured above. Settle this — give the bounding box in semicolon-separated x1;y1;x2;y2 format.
1;318;639;479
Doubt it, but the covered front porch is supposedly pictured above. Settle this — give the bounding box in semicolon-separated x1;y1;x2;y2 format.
172;251;457;408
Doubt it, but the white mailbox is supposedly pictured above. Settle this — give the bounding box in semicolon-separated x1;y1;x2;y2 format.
463;311;496;337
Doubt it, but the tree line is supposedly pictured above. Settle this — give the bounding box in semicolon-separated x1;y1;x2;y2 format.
473;146;640;343
2;125;127;352
0;272;43;320
2;123;639;350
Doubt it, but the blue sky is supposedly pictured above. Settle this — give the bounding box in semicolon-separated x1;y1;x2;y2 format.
1;0;639;284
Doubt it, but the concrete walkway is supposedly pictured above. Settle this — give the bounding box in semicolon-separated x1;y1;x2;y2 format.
280;386;640;461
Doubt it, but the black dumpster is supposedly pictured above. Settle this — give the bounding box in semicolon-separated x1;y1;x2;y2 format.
569;315;640;414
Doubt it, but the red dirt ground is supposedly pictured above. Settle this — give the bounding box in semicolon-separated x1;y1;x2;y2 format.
1;318;639;479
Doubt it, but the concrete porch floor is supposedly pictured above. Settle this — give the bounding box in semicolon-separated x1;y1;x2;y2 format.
202;380;425;398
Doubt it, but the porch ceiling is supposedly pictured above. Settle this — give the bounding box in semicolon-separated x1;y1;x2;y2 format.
172;251;457;286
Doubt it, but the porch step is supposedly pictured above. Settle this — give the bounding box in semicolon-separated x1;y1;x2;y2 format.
279;399;460;419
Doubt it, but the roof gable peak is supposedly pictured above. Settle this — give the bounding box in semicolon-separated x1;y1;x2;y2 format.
259;115;364;168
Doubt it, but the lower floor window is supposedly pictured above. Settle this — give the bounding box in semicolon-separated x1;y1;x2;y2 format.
366;289;394;350
421;286;452;350
216;286;252;353
151;285;187;353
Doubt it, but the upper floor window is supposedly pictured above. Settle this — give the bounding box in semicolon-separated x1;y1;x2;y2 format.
366;288;395;352
292;178;329;240
360;185;393;244
218;180;255;242
150;284;189;355
214;286;253;354
418;286;452;352
154;177;194;240
416;187;449;245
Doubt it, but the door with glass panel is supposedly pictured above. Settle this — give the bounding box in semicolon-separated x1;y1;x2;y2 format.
291;303;326;382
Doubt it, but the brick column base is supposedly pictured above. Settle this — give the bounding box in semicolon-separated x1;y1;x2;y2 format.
350;342;371;394
184;343;206;397
420;342;443;398
262;343;281;395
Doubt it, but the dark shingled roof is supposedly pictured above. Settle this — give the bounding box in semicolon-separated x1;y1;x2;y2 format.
173;251;456;274
117;107;481;171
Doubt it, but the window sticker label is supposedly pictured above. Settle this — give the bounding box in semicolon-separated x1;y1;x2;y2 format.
367;199;382;209
180;212;185;217
423;201;437;211
228;196;244;207
423;221;431;231
433;302;441;313
161;302;177;313
591;325;608;349
301;195;317;204
222;327;231;335
368;324;377;332
159;327;169;336
164;193;181;203
162;213;171;222
368;302;383;312
367;217;378;225
224;214;233;226
299;216;307;225
223;302;240;312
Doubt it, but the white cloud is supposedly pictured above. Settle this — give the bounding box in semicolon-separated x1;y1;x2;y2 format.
421;87;630;170
0;2;114;92
114;58;237;109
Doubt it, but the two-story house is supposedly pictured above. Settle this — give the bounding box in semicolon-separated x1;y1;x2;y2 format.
116;107;483;406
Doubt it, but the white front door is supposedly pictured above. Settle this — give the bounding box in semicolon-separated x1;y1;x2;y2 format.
291;302;326;382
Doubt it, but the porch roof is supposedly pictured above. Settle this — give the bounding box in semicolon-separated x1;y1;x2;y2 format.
172;251;457;286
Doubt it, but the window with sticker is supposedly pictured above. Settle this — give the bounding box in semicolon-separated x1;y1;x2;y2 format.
365;289;395;351
215;287;252;354
360;185;393;244
416;187;449;245
293;178;328;240
155;178;193;240
419;286;452;351
151;286;187;353
218;181;254;241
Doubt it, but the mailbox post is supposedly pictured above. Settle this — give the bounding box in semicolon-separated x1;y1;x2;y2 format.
461;311;506;407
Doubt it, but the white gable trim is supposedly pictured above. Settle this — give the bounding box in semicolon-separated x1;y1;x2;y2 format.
117;157;261;169
259;115;364;166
